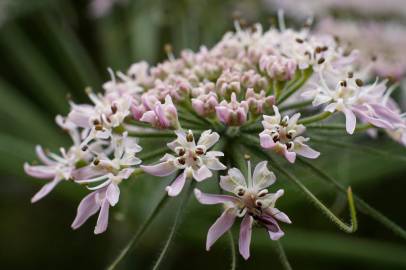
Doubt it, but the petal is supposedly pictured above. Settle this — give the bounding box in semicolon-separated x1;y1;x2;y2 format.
239;214;253;260
206;208;236;251
31;178;62;203
294;142;320;159
71;191;100;229
24;163;55;179
35;145;54;165
165;171;187;197
141;161;177;177
205;158;227;171
260;214;285;240
283;150;296;163
94;199;110;234
259;133;276;149
71;166;104;180
220;168;246;193
197;130;220;149
343;108;356;135
252;161;276;191
192;165;213;182
106;183;120;206
194;188;240;205
269;208;292;224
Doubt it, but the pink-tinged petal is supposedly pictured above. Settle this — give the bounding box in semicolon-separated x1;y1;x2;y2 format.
252;161;276;190
117;168;135;180
269;208;292;224
260;214;285;240
106;183;120;206
215;106;230;124
31;178;62;203
259;133;276;149
94;199;110;234
197;130;220;149
141;161;177;177
165;171;187;197
283;150;296;163
68;110;90;128
192;165;213;182
220;168;246;193
140;111;157;124
154;103;170;128
206;208;236;251
194;189;240;205
71;191;100;229
191;99;205;116
239;214;253;260
205;158;227;171
71;166;104;180
24;163;55;179
343;108;356;134
294;143;320;159
324;102;338;113
35;145;54;165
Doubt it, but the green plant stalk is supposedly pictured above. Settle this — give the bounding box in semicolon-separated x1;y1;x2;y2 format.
277;68;313;104
279;100;313;112
107;193;170;270
228;231;237;270
297;158;406;240
274;241;292;270
152;181;195;270
239;135;357;233
306;123;372;132
298;111;332;125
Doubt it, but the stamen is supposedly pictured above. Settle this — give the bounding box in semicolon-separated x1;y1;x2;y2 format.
317;58;325;64
186;130;194;142
355;79;364;87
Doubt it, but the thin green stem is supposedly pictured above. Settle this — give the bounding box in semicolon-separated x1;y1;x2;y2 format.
274;241;292;270
306;123;372;132
298;111;332;125
139;148;169;161
277;68;313;105
106;193;170;270
228;231;237;270
152;182;195;270
238;135;357;233
297;158;406;240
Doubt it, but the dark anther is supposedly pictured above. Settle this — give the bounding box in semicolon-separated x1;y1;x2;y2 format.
340;80;347;87
317;58;325;64
178;158;186;165
371;55;377;61
295;38;304;43
237;189;245;196
304;51;311;59
178;148;186;156
93;119;100;125
186;132;194;142
256;200;263;207
315;47;322;54
95;124;103;131
81;145;88;151
321;46;328;51
93;159;100;165
195;147;204;155
348;72;354;78
286;142;293;150
355;79;364;87
111;104;118;114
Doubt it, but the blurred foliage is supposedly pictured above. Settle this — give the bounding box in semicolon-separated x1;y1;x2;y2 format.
0;0;405;269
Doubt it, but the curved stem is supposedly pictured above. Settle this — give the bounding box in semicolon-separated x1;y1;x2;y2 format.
298;111;331;125
228;231;237;270
306;123;372;132
106;193;170;270
297;158;406;240
151;181;195;270
274;241;292;270
238;135;357;233
279;100;313;112
277;68;313;105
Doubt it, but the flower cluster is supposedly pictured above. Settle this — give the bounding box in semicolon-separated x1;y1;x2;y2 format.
23;21;406;262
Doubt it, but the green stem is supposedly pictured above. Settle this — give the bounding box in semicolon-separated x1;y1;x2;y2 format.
228;231;237;270
298;111;332;125
139;148;169;161
277;68;313;105
238;135;357;233
106;193;170;270
306;123;372;132
274;241;292;270
151;181;195;270
297;158;406;240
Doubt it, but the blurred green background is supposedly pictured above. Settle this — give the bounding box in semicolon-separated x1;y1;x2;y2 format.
0;0;405;269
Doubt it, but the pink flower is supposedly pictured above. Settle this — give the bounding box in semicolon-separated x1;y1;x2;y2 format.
245;88;275;114
215;92;249;126
259;106;320;163
259;55;297;81
194;161;291;260
139;95;180;129
192;92;219;117
141;129;226;196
